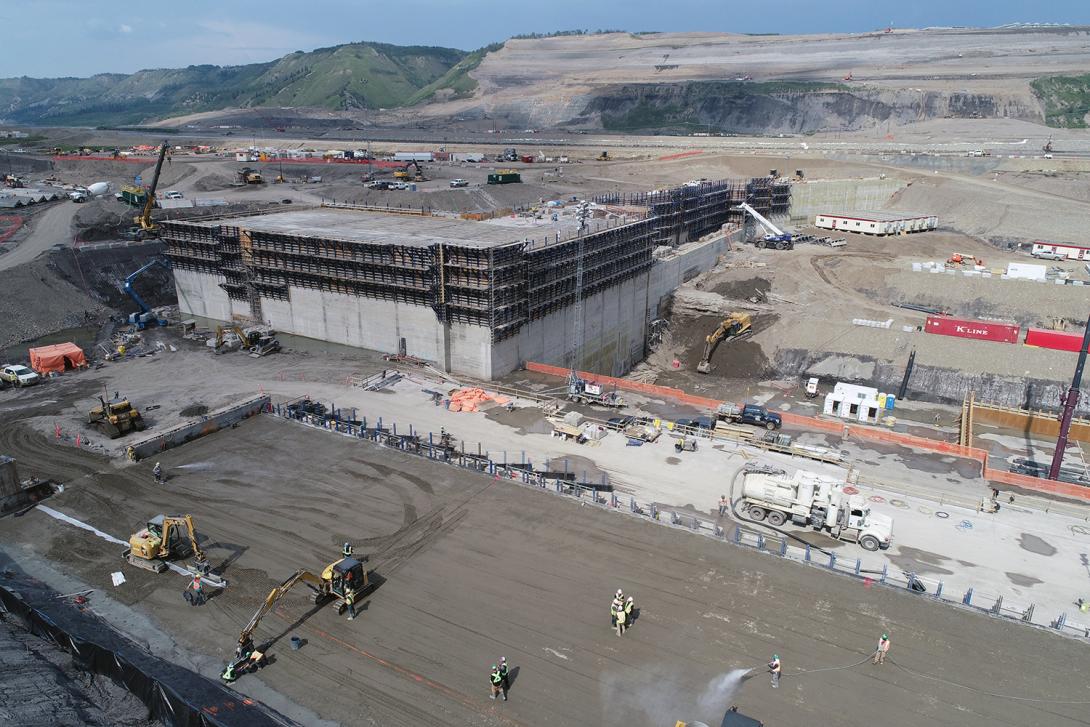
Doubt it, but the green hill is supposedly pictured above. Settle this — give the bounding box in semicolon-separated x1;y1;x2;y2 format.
0;41;480;126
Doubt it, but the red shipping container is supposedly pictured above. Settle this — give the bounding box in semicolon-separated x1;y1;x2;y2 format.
1024;327;1090;353
924;316;1020;343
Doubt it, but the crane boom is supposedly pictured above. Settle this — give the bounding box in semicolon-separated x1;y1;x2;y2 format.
135;141;170;233
737;202;785;237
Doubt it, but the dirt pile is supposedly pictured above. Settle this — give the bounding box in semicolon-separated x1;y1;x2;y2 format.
0;256;108;351
672;313;777;379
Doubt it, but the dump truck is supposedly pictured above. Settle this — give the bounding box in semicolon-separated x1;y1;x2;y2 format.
88;396;145;438
739;467;893;551
716;402;781;430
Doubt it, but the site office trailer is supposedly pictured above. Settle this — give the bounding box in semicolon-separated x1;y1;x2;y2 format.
1031;241;1090;261
924;316;1020;343
1025;328;1090;353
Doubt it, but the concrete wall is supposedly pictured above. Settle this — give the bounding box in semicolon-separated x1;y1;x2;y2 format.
174;269;234;321
789;178;907;223
494;272;650;377
646;230;736;322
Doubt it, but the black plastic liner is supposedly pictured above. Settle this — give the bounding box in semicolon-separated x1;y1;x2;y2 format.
0;571;298;727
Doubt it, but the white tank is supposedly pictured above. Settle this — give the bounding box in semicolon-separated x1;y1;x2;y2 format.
87;181;110;196
741;473;800;509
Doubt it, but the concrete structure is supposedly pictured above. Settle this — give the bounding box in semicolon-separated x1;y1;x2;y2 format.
815;210;937;235
164;181;760;379
787;177;906;224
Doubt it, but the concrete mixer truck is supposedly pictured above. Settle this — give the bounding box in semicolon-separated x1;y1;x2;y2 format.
739;468;893;551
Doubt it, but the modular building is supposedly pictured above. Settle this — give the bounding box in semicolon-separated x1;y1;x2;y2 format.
823;382;894;424
393;152;434;162
1031;241;1090;261
815;211;937;235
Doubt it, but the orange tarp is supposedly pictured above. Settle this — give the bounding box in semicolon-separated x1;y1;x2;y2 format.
447;387;511;413
29;342;87;374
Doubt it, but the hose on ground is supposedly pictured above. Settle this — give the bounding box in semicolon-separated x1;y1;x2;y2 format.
727;467;835;556
888;657;1090;705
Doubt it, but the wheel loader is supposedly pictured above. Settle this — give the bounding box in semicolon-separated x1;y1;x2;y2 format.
88;396;145;438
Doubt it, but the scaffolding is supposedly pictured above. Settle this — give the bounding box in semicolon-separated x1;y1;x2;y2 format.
161;180;754;342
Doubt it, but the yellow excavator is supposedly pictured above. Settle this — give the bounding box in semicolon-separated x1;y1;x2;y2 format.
697;312;753;373
123;514;227;587
393;160;426;181
221;557;370;681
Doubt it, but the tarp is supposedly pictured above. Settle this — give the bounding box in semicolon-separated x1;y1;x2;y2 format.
28;342;87;373
447;387;511;413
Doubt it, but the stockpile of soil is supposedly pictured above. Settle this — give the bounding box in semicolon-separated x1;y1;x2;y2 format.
711;276;771;301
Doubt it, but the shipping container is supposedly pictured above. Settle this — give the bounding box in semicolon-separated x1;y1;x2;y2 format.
924;316;1020;343
1024;328;1090;353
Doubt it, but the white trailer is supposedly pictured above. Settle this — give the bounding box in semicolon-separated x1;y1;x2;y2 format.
815;211;937;236
739;469;893;551
1031;241;1090;261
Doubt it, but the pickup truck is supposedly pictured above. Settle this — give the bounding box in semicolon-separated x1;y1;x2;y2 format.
449;178;469;188
716;403;782;430
1;364;40;387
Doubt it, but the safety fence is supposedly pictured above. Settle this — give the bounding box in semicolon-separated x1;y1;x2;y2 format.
523;362;1090;504
0;578;296;727
265;399;1090;643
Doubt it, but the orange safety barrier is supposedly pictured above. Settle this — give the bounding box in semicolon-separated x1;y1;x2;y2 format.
658;150;704;161
524;361;1090;503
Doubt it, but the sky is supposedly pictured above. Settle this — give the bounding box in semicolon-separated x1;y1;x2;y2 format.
3;0;1089;78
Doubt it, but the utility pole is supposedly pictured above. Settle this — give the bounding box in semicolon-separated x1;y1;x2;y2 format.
1048;314;1090;480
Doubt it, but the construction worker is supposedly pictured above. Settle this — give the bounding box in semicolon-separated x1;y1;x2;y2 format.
187;574;205;606
489;664;507;701
768;654;781;688
153;462;163;485
342;542;353;559
610;590;624;627
874;634;890;665
221;661;238;683
718;494;729;517
624;595;635;625
615;602;628;636
345;584;356;621
498;656;510;690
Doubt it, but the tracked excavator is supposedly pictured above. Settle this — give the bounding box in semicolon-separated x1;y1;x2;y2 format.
393;160;427;181
697;312;753;373
123;514;228;588
221;557;371;681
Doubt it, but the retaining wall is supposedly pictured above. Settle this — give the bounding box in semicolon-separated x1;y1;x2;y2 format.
126;395;269;461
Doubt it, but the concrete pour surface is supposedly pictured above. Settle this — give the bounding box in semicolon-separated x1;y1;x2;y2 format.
4;334;1089;634
2;414;1090;726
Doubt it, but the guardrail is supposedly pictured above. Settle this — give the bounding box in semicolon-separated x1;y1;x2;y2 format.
266;399;1088;643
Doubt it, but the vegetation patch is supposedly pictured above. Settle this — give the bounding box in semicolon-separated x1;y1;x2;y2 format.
1031;74;1090;128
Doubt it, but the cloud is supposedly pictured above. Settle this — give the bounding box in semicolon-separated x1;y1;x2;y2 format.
119;24;133;33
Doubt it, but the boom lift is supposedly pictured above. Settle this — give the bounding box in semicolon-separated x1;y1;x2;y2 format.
133;141;170;237
697;312;753;373
736;203;793;249
222;557;370;680
124;257;172;328
124;514;227;587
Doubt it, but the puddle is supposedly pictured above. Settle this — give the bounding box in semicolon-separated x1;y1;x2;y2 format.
666;457;681;465
1006;572;1042;587
1017;533;1056;556
888;545;954;576
484;406;553;435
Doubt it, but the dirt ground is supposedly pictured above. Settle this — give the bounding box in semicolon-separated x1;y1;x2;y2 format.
2;414;1090;726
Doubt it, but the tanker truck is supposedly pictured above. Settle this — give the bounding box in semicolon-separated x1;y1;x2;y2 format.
739;468;893;551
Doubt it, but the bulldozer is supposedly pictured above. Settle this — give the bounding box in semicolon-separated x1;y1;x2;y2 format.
597;151;611;161
88;396;145;438
221;556;371;681
123;514;227;586
697;312;753;373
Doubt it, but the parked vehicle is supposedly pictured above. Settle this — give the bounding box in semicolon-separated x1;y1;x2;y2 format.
0;364;40;387
449;178;469;188
163;190;184;199
716;403;782;430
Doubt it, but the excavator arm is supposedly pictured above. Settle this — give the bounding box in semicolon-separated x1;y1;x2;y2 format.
697;313;752;373
236;570;326;650
135;141;170;233
161;515;207;565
